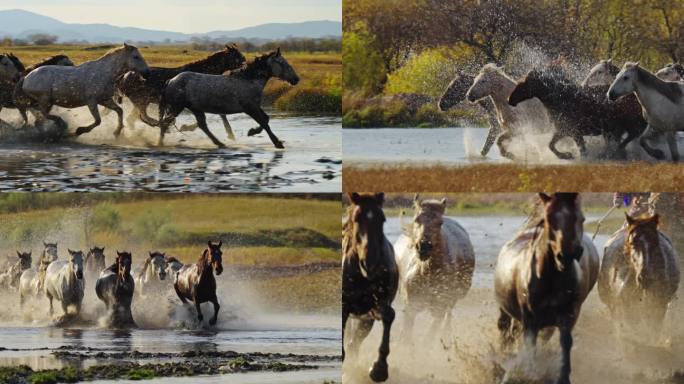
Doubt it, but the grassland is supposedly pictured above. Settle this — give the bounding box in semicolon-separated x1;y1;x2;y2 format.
343;163;684;192
8;45;341;115
0;194;342;313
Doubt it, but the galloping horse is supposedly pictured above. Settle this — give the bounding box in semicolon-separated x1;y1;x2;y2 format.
466;64;551;160
174;241;223;325
166;256;183;283
655;63;684;82
9;55;74;126
0;251;31;290
95;251;136;328
342;193;398;383
44;249;84;317
135;251;168;297
394;195;474;339
495;193;599;384
438;71;502;157
608;62;684;161
19;242;58;305
159;48;299;148
116;45;245;131
581;59;620;87
598;214;680;328
0;53;23;124
510;69;646;159
21;43;150;136
84;246;106;279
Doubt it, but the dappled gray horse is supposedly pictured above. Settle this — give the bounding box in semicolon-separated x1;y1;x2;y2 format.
598;214;679;329
581;59;620;87
159;48;299;148
395;196;475;340
44;249;84;317
96;251;136;328
135;251;168;297
656;63;684;82
21;43;150;136
19;242;58;305
0;251;31;290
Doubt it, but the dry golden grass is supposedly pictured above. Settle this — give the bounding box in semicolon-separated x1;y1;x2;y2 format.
343;163;684;192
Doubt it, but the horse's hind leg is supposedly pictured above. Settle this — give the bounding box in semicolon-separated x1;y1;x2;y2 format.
549;131;574;160
100;99;124;137
496;131;515;160
126;104;140;129
74;103;102;136
209;295;220;326
497;309;515;350
244;106;284;149
190;109;226;148
219;114;236;141
369;305;395;382
639;125;666;160
37;100;67;132
138;102;161;127
173;283;188;304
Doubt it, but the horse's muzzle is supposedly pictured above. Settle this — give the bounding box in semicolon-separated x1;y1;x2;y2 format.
76;271;83;279
417;241;433;261
289;76;300;86
159;272;167;280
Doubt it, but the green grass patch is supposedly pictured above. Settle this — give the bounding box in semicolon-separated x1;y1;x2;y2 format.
127;368;156;380
247;269;341;313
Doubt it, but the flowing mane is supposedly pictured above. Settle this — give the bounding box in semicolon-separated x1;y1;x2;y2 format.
25;54;70;73
166;256;181;264
197;249;211;270
479;63;516;83
633;63;684;103
228;51;277;79
182;45;243;71
4;53;25;72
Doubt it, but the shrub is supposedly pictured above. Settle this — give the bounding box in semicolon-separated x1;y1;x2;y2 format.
342;31;386;95
384;48;456;97
89;203;121;233
275;87;341;114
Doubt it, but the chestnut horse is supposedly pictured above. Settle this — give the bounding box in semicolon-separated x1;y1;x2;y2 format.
174;241;224;325
598;214;680;329
95;251;136;328
342;192;398;383
495;193;599;384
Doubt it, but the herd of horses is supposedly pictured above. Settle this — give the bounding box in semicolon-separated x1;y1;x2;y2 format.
0;43;299;148
439;59;684;161
342;192;680;384
0;241;224;327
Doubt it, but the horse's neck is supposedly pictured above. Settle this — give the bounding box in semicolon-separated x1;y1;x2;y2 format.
491;75;517;104
91;53;127;79
184;60;223;74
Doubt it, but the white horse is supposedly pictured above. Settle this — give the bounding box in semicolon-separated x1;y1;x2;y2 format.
135;251;168;297
608;62;684;161
655;63;684;82
394;196;475;339
21;43;150;136
44;249;84;317
465;64;551;160
19;242;58;305
582;59;620;87
0;251;31;290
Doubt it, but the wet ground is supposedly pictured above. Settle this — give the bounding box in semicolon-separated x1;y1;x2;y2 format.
343;127;684;165
344;214;684;384
0;107;341;192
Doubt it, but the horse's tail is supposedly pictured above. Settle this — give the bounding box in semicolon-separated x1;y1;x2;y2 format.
158;80;171;124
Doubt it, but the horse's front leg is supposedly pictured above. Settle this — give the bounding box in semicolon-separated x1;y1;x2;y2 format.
481;121;501;157
369;304;395;382
47;292;54;316
342;305;349;360
100;99;124;137
74;103;102;136
138;102;161;127
189;109;226;148
558;321;574;384
209;294;220;326
193;291;203;322
219;114;236;141
348;317;373;358
639;124;666;160
666;131;680;162
244;106;284;149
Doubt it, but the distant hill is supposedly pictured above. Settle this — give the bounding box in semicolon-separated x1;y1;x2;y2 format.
0;9;341;43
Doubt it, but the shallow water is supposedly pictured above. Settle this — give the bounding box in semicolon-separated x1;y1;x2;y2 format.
0;107;340;192
343;127;684;165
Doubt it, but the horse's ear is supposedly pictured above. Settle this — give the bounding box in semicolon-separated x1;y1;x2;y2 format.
68;249;74;255
607;58;612;64
440;198;447;207
625;212;635;226
149;251;154;258
218;241;222;248
207;241;212;248
539;193;552;204
43;241;47;247
348;192;361;205
635;61;640;67
413;193;420;204
375;192;385;206
276;47;281;56
17;251;21;257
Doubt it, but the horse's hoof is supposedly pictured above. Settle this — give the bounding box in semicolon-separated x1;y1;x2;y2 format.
274;141;284;149
368;360;389;382
557;153;574;160
197;315;204;322
247;127;261;137
74;127;88;136
216;143;227;149
209;317;217;326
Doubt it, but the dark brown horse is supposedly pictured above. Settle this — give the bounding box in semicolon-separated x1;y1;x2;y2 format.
598;214;680;329
174;241;223;325
116;45;245;129
342;192;398;383
509;69;646;160
95;251;136;328
494;193;599;384
439;71;502;157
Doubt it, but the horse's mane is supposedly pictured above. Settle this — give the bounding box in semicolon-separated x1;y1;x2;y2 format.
197;249;211;270
140;257;151;276
25;54;70;73
604;60;621;76
228;51;277;79
633;63;684;103
480;63;516;83
166;256;182;264
3;53;25;72
182;46;244;70
342;206;355;256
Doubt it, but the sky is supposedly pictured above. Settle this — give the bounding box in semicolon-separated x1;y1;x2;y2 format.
0;0;341;33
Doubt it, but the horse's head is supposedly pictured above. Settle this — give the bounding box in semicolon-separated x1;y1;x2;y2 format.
148;251;168;280
53;55;75;67
88;246;106;266
625;213;660;289
267;48;299;85
218;44;246;71
347;192;386;263
0;54;21;82
656;63;684;82
122;43;150;79
509;70;546;106
410;194;446;261
466;64;504;103
43;242;58;261
539;192;585;270
17;251;31;269
583;59;619;87
438;71;473;111
608;62;640;101
116;251;133;277
68;249;84;280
